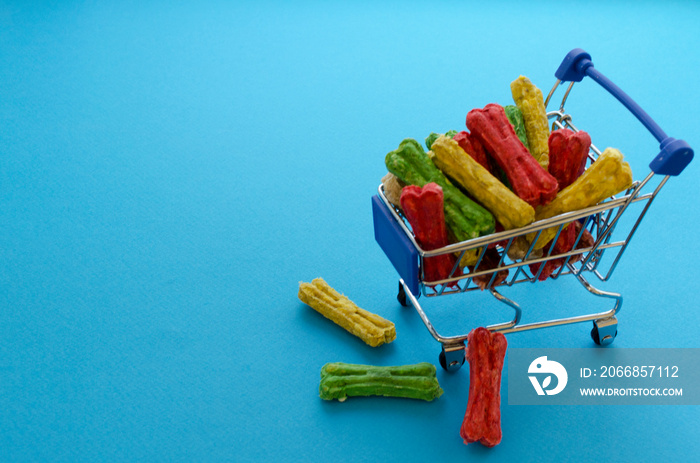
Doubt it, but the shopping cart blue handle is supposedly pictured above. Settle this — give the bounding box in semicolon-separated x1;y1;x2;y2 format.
555;48;693;176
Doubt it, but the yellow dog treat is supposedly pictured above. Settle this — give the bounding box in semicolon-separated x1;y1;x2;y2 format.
511;75;550;170
530;148;633;249
298;278;396;347
431;135;535;231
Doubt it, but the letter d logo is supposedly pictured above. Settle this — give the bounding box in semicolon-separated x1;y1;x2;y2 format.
528;356;568;396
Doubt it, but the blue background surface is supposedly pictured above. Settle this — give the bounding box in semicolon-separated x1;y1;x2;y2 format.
1;1;699;461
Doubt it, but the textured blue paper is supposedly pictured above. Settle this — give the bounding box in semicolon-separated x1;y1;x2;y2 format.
1;1;699;461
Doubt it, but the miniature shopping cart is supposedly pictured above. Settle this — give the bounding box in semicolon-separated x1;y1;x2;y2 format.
371;49;693;371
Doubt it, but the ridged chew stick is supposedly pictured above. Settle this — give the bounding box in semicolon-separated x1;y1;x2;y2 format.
460;327;507;447
530;147;633;249
528;223;577;280
511;75;550;170
381;172;405;207
504;104;529;150
400;183;461;284
319;362;443;402
548;129;591;190
529;128;593;279
430;135;535;231
425;130;457;150
470;248;509;290
298;278;396;347
466;104;559;208
529;221;595;280
453;130;493;172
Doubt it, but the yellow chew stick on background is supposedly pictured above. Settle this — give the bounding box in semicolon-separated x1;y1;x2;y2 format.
511;75;550;170
431;135;535;231
530;147;634;249
298;278;396;347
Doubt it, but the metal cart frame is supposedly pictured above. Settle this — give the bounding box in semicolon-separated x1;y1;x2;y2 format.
371;49;693;371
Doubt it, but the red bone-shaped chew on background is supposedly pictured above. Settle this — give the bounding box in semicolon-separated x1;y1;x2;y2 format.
461;327;507;447
466;104;558;208
400;183;461;284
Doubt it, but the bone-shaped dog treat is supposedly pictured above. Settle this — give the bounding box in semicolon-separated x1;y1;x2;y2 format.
528;129;593;278
466;103;559;208
460;327;507;447
530;147;633;249
319;362;443;402
453;130;493;172
504;104;530;150
430;136;535;231
470;248;509;290
298;278;396;347
425;130;457;151
400;183;461;284
529;222;577;280
381;172;405;208
510;76;550;170
548;128;591;190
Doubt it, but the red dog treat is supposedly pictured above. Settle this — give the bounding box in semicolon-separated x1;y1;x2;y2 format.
400;183;461;284
466;104;559;208
530;220;596;280
470;248;509;290
529;222;576;280
574;221;595;251
453;130;493;173
487;222;506;249
460;327;507;447
529;129;593;279
548;129;591;190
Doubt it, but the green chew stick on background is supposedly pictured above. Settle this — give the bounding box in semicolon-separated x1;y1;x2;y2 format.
319;362;444;402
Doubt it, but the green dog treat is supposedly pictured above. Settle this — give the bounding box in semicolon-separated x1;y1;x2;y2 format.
385;138;495;245
425;130;457;150
504;105;530;150
319;362;443;402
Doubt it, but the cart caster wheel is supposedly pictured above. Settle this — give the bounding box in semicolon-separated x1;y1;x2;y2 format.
397;281;412;307
591;323;617;346
439;346;466;372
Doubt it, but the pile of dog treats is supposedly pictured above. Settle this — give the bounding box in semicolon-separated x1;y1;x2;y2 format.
382;76;633;281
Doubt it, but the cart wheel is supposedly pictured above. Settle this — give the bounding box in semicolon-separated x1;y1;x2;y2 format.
397;281;408;307
439;348;466;372
591;323;617;346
